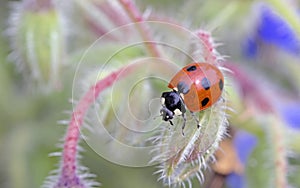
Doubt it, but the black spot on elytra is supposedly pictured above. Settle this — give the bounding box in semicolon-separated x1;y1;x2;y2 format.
201;97;210;107
177;81;190;94
219;79;224;91
201;77;211;90
186;65;197;72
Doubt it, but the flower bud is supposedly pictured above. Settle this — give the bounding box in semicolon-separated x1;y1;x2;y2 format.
8;0;65;91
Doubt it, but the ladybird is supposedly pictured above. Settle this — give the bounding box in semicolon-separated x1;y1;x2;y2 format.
160;62;224;134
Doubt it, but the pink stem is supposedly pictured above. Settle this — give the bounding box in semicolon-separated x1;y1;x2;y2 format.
61;66;132;178
118;0;162;58
224;62;274;113
226;63;287;187
88;2;130;38
86;18;110;38
59;0;160;181
97;2;130;27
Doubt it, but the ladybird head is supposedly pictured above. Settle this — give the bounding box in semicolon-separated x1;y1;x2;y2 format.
160;90;186;122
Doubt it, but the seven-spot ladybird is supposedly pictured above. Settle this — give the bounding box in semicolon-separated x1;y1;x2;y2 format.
160;62;224;134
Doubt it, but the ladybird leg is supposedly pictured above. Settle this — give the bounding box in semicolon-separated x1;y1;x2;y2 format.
190;112;200;128
169;120;174;126
181;113;187;136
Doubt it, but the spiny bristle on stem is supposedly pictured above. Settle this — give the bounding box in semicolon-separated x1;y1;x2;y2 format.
42;65;136;188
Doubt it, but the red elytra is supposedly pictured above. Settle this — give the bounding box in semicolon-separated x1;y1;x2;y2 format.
160;62;224;134
168;62;224;112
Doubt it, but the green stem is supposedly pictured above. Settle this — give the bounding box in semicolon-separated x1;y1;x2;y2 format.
268;116;288;188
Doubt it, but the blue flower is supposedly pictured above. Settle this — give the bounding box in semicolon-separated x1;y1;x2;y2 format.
226;131;257;188
244;37;259;58
244;5;300;57
278;102;300;130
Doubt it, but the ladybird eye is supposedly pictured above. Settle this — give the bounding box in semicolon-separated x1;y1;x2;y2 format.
186;65;197;72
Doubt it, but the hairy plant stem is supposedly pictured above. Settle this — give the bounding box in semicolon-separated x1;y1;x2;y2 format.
225;62;287;188
118;0;162;58
59;65;134;183
268;117;287;188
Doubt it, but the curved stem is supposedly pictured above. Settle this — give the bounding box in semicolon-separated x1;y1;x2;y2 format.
118;0;162;58
224;62;274;113
59;65;133;181
225;62;287;188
